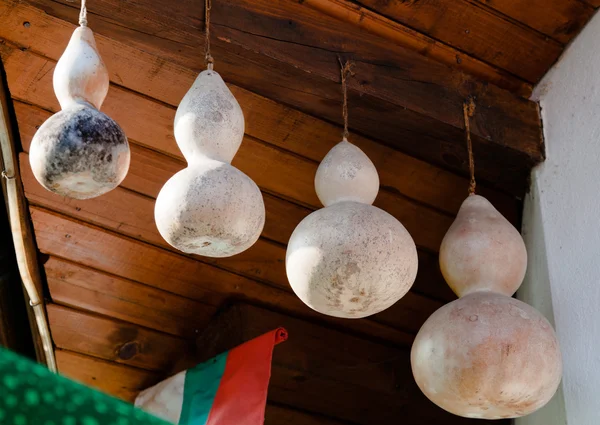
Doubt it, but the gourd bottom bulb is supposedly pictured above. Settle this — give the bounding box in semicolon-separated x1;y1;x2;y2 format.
286;201;418;318
154;158;265;258
29;102;130;199
411;291;562;419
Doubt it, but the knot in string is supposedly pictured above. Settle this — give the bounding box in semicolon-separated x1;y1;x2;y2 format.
338;56;354;140
205;0;214;69
463;97;477;195
79;0;88;27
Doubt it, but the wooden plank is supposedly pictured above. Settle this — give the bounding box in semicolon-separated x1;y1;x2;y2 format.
289;0;533;96
30;207;415;346
0;0;517;216
472;0;595;44
45;257;215;338
48;304;191;371
55;350;162;402
192;303;488;425
20;149;451;318
347;0;562;81
6;0;542;195
4;51;463;253
56;350;351;425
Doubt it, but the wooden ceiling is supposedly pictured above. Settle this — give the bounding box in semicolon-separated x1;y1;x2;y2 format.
0;0;594;424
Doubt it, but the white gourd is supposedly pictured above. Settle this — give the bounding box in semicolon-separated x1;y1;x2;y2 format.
154;70;265;257
286;138;418;318
411;193;562;419
29;23;130;199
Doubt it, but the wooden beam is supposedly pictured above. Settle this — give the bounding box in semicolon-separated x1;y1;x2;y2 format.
48;304;191;371
45;257;216;339
470;0;595;44
347;0;562;82
6;0;542;196
0;5;519;215
30;207;415;347
293;0;532;96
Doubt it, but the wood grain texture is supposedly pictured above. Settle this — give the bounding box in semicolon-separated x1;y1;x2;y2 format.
472;0;595;44
4;49;464;254
57;349;352;424
20;148;455;306
352;0;562;81
27;199;441;338
7;0;542;195
0;20;520;217
191;303;499;425
48;304;191;371
30;207;415;346
45;257;215;338
55;350;162;402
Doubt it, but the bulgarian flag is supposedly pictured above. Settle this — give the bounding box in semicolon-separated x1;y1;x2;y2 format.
136;328;288;425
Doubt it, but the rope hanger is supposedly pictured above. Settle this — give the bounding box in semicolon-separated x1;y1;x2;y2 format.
463;97;477;195
205;0;214;69
338;56;354;141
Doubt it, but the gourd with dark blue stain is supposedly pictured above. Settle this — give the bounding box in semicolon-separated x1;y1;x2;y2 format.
29;25;130;200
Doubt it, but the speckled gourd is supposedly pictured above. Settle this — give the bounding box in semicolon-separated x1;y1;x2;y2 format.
411;194;562;419
154;69;265;257
29;25;130;199
286;139;418;318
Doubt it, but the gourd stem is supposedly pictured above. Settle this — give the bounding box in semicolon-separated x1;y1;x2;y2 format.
79;0;88;27
463;97;477;195
338;56;354;140
205;0;215;69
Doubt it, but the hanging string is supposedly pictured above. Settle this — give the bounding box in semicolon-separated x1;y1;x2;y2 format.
79;0;88;27
338;57;354;141
463;97;477;195
205;0;214;70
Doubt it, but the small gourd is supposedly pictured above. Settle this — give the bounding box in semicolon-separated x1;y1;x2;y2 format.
154;69;265;257
29;24;130;199
411;194;562;419
286;138;418;318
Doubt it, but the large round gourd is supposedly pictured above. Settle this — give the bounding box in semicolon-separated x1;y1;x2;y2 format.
154;69;265;257
286;139;418;318
411;194;562;419
411;292;562;419
29;25;129;199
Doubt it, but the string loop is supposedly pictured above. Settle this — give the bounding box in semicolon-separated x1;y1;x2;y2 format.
463;97;477;195
1;170;15;180
205;0;214;69
79;0;88;27
338;56;354;140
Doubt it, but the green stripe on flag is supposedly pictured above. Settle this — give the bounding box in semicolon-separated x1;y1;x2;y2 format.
179;351;229;425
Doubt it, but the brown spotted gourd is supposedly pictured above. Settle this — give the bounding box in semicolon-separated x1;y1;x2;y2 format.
286;138;418;318
154;68;265;257
29;23;130;199
411;194;562;419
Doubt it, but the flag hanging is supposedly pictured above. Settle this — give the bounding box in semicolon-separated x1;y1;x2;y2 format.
136;328;288;425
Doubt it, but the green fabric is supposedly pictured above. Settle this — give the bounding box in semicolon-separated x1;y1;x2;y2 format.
178;351;228;425
0;346;169;425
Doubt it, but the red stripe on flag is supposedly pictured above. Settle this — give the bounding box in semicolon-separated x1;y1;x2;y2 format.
205;328;287;425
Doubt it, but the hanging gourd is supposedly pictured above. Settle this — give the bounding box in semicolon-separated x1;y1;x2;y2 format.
411;99;562;419
154;0;265;257
29;0;130;199
285;60;418;319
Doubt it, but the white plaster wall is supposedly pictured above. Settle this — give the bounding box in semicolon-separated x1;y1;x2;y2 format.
517;10;600;425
